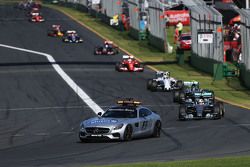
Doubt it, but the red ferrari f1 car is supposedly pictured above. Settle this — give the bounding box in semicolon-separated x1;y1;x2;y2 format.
94;41;119;55
115;55;144;72
47;25;64;37
29;13;45;22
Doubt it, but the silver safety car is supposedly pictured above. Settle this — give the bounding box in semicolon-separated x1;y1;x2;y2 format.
79;99;162;142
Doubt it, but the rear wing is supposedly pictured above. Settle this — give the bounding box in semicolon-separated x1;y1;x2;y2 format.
122;55;134;59
183;81;199;87
66;30;76;34
194;92;213;98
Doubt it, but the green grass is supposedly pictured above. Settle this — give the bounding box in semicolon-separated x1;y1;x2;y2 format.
87;156;250;167
44;4;250;108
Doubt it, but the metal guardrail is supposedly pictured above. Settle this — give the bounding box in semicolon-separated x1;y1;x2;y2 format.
189;4;224;62
239;9;250;70
128;0;139;30
102;0;122;18
148;0;165;39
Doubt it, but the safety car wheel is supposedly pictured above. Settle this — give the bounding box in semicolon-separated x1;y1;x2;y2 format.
123;125;133;141
152;120;161;137
79;133;86;143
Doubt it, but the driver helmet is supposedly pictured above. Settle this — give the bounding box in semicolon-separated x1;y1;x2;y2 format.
198;99;204;105
164;72;170;78
191;84;196;91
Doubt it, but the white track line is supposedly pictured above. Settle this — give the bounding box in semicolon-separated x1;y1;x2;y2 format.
0;104;178;112
0;44;104;114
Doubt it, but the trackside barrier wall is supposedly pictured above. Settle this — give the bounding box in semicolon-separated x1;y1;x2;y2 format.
58;0;89;13
102;0;121;18
128;0;140;39
148;1;166;52
99;0;123;28
77;0;88;12
239;9;250;89
189;5;224;78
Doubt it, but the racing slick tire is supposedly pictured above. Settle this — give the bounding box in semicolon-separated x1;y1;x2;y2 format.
115;62;122;72
150;80;158;91
179;92;185;103
147;79;153;90
176;80;184;89
216;102;225;118
173;90;180;102
94;48;99;55
179;105;186;121
140;65;144;72
113;47;119;54
152;120;161;138
213;104;222;119
123;125;133;141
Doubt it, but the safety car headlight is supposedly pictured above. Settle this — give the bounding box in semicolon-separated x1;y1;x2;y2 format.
113;124;123;130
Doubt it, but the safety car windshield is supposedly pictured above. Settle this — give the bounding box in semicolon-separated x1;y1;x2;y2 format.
102;107;137;118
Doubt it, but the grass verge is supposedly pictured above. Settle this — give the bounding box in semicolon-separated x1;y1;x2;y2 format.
45;4;250;108
87;156;250;167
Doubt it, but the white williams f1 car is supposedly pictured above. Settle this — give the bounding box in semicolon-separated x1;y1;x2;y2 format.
147;71;183;91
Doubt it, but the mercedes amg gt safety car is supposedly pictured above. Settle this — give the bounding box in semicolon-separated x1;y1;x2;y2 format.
79;98;161;142
47;25;64;37
178;93;224;120
115;55;144;72
94;41;119;55
62;30;83;43
147;71;183;91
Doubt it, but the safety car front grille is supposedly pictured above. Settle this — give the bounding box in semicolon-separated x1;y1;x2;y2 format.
85;127;110;134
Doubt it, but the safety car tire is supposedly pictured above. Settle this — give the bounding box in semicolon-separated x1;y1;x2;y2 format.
152;120;161;138
123;125;133;141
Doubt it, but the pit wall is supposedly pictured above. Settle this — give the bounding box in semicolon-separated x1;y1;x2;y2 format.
129;27;140;40
191;53;223;80
148;34;167;52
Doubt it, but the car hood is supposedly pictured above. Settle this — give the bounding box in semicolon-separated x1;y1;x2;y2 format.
83;117;130;127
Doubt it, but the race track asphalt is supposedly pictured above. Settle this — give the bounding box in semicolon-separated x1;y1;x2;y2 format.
0;5;250;167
